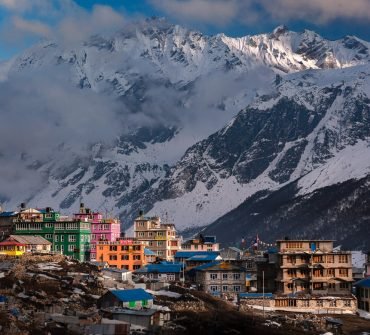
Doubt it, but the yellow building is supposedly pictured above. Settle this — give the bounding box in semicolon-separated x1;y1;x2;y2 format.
0;240;26;256
134;215;181;261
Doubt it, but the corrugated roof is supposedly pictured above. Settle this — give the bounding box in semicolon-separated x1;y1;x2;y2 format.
204;236;217;244
144;248;156;256
354;277;370;288
134;262;183;274
174;251;220;259
0;211;17;217
110;289;153;302
10;235;51;245
239;293;274;299
194;262;245;272
187;254;220;261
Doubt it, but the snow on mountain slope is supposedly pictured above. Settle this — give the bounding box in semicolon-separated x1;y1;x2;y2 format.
145;64;370;230
1;19;370;233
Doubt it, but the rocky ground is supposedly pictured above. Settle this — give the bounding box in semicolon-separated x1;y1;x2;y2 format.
0;255;369;334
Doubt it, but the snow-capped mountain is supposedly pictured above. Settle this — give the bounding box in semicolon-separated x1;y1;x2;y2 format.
1;19;370;246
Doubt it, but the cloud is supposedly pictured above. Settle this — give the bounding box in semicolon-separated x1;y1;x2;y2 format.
149;0;239;27
149;0;370;27
57;5;125;46
12;16;52;38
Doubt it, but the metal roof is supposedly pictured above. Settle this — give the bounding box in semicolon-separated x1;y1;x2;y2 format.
0;211;17;217
192;261;245;272
9;235;52;245
110;289;153;302
135;263;183;274
354;277;370;288
174;251;220;259
187;254;220;261
144;248;156;256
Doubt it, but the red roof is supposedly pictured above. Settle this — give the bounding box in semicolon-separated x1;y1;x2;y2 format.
0;241;26;246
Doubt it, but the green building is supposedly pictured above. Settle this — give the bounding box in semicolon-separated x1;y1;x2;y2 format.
13;208;91;261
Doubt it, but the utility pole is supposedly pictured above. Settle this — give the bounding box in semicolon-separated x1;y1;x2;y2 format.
262;270;265;318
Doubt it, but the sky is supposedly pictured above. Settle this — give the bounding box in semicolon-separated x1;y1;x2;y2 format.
1;0;370;60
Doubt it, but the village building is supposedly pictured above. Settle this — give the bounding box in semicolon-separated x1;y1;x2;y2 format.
5;235;52;253
98;289;153;310
239;293;357;314
193;261;246;295
134;262;183;282
101;268;133;282
276;239;353;295
181;235;219;251
134;214;181;261
174;250;221;264
13;208;91;261
0;240;26;256
0;211;18;241
96;238;146;271
220;247;243;260
144;248;157;264
354;277;370;312
73;203;121;261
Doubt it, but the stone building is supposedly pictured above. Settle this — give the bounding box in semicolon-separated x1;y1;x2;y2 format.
354;277;370;312
194;261;246;295
276;240;353;295
134;215;181;261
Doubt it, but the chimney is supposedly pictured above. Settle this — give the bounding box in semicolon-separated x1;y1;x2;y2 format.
20;203;26;210
79;203;85;214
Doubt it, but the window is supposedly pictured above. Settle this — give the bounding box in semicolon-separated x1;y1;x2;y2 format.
209;286;219;292
109;245;117;251
313;283;324;290
54;245;59;251
316;300;323;307
340;283;349;290
133;265;140;270
302;300;309;307
233;273;241;280
121;255;129;260
339;269;348;277
45;223;53;228
313;269;324;277
61;245;64;252
329;300;337;307
167;274;175;281
222;285;228;292
344;300;351;307
142;300;148;307
327;255;334;263
68;235;76;242
328;283;335;289
313;255;323;263
68;245;75;252
233;286;241;292
121;245;129;251
129;301;136;308
45;234;52;239
109;255;117;260
287;269;297;277
222;273;228;280
138;232;144;237
210;273;218;280
61;235;64;242
133;255;141;260
54;235;59;242
287;256;296;264
157;241;164;246
286;242;303;249
327;269;335;276
338;255;348;263
92;234;96;240
133;245;141;251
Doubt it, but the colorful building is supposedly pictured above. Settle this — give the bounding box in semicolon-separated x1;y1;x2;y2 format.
0;240;26;256
73;203;121;261
96;238;146;271
0;211;18;241
134;215;181;261
13;207;91;261
182;235;219;252
276;239;353;295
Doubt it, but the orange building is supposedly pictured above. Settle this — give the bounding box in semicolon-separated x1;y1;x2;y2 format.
96;238;146;271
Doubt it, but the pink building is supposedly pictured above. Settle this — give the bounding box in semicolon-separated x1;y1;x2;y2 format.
74;203;121;260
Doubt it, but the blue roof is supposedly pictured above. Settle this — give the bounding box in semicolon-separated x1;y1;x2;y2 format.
135;262;183;274
187;254;219;261
174;251;220;259
144;248;156;256
110;289;153;302
0;211;17;217
190;261;221;272
354;277;370;288
239;293;274;299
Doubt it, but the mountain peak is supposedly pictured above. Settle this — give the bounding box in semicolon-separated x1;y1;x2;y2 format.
272;25;289;36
